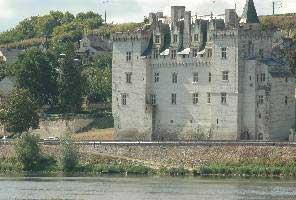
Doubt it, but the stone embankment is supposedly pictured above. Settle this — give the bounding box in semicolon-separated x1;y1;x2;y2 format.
1;143;296;169
83;143;296;169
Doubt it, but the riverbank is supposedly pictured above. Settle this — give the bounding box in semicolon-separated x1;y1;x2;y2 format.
1;154;296;177
2;143;296;177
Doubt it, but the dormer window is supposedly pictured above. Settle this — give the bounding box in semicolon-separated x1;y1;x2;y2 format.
207;49;212;57
153;48;159;59
171;49;177;59
155;35;160;44
194;34;199;42
173;34;178;43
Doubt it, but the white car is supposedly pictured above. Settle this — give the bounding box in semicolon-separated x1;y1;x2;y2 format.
44;137;59;141
2;136;8;140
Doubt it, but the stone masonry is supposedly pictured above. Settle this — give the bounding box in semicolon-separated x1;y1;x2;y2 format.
112;0;295;141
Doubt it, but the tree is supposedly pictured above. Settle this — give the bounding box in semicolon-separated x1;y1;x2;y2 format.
14;132;42;171
82;67;111;103
0;88;39;134
15;48;58;107
59;134;79;172
57;43;82;112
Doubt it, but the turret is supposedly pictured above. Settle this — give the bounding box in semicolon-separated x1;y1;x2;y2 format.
240;0;260;24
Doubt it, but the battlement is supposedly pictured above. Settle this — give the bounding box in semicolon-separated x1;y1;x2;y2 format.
112;30;151;42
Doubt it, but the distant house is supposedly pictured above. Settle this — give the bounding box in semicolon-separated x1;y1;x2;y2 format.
0;76;16;104
77;33;112;64
0;48;24;63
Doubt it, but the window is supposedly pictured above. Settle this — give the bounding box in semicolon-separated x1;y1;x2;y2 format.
221;93;227;104
258;95;264;104
126;51;132;62
257;74;259;82
192;49;198;57
285;77;288;83
259;113;262;119
194;34;199;42
155;35;160;44
126;72;132;83
193;93;199;104
172;73;178;83
209;72;212;82
207;93;211;103
121;94;127;105
193;72;198;83
154;72;160;82
222;71;229;81
153;48;159;59
207;49;212;57
171;49;177;59
261;73;266;82
151;95;156;105
285;96;288;105
171;93;177;105
222;47;227;59
173;34;178;43
259;49;264;58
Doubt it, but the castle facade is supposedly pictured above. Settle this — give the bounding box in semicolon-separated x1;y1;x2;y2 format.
112;0;295;141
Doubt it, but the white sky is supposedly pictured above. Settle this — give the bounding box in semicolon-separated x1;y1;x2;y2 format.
0;0;295;31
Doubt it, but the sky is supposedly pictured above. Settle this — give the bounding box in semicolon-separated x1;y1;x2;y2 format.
0;0;295;32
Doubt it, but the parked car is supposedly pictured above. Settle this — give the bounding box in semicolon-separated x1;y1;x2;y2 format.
44;137;59;141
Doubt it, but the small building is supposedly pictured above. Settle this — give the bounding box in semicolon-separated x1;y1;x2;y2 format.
0;76;16;104
0;48;24;63
77;33;112;64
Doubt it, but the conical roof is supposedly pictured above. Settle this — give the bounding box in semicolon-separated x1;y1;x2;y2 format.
240;0;259;23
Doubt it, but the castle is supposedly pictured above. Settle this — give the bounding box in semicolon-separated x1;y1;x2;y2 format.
112;0;295;141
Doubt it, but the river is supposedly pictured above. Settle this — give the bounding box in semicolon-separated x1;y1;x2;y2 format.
0;176;295;200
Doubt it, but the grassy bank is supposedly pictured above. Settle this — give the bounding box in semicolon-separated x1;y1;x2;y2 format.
3;156;296;177
198;163;296;177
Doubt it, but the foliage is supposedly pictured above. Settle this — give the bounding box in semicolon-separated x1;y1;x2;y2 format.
14;133;42;171
0;88;39;134
0;11;103;47
199;163;296;176
94;23;145;38
15;48;58;106
59;134;79;172
57;43;82;112
81;67;111;103
260;14;296;31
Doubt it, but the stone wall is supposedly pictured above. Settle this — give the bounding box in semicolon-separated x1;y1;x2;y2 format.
80;143;296;169
32;118;94;139
1;143;296;169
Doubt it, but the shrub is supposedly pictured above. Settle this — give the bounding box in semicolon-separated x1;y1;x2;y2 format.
14;133;42;171
59;134;79;172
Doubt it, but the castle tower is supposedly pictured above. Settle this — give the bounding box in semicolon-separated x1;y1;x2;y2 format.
240;0;259;24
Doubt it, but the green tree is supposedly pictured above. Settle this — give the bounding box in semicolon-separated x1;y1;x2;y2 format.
14;133;42;171
0;88;39;134
57;43;82;112
59;134;79;172
82;67;111;103
92;53;112;69
15;48;58;106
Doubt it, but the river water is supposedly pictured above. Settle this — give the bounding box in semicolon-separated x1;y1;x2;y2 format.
0;176;296;200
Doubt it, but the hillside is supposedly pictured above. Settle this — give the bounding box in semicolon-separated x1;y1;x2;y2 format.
0;11;144;49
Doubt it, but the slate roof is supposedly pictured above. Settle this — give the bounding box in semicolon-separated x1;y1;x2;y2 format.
0;76;16;97
240;0;260;23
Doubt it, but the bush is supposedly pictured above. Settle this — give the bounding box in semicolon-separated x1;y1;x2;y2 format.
14;133;42;171
59;134;79;172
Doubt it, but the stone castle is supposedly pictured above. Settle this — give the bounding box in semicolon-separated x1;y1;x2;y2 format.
112;0;295;141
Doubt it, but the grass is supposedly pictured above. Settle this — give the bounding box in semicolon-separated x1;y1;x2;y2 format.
72;128;115;141
198;163;296;177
